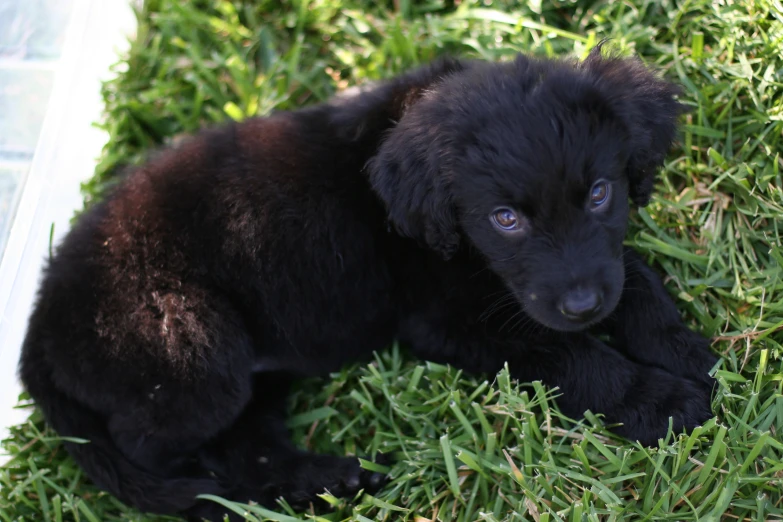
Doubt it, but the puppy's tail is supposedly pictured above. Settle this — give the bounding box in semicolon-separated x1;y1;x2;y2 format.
18;355;224;516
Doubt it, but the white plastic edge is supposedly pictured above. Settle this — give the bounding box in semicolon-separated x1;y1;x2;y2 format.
0;0;137;454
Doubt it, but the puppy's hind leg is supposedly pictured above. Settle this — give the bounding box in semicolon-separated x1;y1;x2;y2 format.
186;373;387;522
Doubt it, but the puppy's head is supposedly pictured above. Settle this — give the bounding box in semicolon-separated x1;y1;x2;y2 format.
370;48;685;331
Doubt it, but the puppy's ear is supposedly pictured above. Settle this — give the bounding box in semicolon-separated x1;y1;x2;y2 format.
368;104;460;260
583;46;687;206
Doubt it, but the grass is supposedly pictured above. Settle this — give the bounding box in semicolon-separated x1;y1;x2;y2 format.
2;0;783;520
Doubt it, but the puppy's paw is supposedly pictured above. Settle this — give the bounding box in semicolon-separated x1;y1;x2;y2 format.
629;325;719;388
610;368;713;446
665;326;720;387
276;454;388;511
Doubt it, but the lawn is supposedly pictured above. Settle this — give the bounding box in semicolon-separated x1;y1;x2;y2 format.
2;0;783;520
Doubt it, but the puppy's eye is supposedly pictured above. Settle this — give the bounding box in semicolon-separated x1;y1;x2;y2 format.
589;181;611;209
491;208;524;232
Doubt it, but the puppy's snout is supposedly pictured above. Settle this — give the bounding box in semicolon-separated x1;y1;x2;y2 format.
559;288;603;323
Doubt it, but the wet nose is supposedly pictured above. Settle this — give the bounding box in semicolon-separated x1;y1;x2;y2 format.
560;288;603;322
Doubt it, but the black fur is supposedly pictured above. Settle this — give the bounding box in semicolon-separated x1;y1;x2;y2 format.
19;48;718;521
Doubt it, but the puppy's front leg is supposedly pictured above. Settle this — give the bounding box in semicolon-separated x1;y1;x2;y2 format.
404;317;712;444
609;247;719;386
509;334;713;444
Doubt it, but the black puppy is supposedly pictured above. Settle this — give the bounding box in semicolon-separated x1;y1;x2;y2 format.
19;47;718;521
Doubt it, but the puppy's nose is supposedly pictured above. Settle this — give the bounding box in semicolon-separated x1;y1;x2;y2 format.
560;289;603;322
